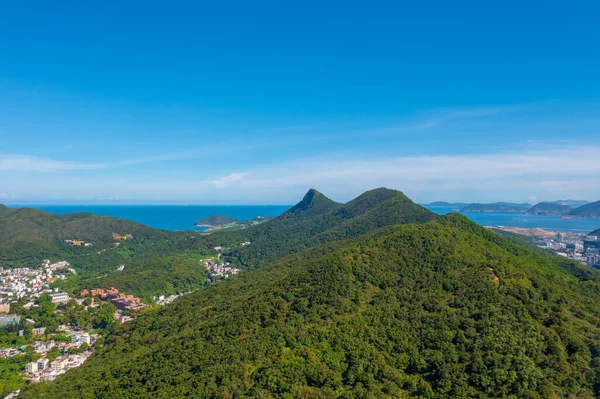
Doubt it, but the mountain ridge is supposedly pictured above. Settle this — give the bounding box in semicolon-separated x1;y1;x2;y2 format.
281;188;340;218
217;187;436;268
567;200;600;219
21;212;600;398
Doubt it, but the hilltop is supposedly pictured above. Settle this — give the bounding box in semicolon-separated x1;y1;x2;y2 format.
525;202;573;215
280;188;341;218
567;200;600;219
214;187;436;268
21;212;600;398
459;203;528;213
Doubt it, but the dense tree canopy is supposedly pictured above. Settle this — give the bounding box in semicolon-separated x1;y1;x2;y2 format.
20;215;600;398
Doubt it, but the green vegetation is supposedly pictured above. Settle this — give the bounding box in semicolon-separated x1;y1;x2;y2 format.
19;211;600;398
213;188;436;269
525;202;573;215
0;206;214;299
81;253;211;301
568;200;600;219
0;354;35;396
7;189;600;397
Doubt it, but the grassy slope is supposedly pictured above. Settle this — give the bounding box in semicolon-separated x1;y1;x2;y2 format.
21;215;600;398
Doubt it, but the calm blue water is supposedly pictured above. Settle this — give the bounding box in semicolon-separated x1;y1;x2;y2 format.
9;205;291;231
426;207;600;233
7;204;599;234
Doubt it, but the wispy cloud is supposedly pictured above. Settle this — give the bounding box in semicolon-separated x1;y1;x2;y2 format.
0;154;105;172
213;173;248;188
4;144;599;203
172;144;600;202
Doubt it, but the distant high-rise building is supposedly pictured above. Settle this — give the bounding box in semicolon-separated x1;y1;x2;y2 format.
584;237;600;252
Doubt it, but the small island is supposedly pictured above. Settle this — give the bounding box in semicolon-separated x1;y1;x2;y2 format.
459;203;529;213
194;214;239;228
194;214;273;232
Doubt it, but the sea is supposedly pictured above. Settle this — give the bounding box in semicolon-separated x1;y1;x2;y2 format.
9;205;291;231
425;206;600;234
6;204;600;234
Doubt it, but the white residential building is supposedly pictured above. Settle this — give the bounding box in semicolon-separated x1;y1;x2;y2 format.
25;362;38;373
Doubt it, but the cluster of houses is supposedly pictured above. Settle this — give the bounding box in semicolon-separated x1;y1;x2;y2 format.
21;327;98;381
202;259;240;278
155;294;182;306
24;352;92;382
154;291;196;306
80;287;151;312
0;260;73;302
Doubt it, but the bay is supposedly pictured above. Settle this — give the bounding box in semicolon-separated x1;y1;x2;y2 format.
426;206;600;233
7;204;599;234
8;205;291;231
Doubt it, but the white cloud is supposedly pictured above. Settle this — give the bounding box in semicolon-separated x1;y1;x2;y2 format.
0;154;105;172
186;145;600;202
213;173;248;188
2;145;599;204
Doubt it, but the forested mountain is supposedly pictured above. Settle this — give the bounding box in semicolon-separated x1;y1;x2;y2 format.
0;206;209;299
568;200;600;219
0;206;165;262
214;188;436;268
21;213;600;398
525;202;573;215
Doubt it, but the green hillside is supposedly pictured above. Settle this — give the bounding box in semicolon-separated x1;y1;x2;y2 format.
568;200;600;219
525;202;572;215
215;188;436;268
0;206;210;299
21;214;600;398
0;207;165;263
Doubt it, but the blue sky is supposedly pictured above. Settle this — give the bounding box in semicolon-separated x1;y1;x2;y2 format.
0;1;599;204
